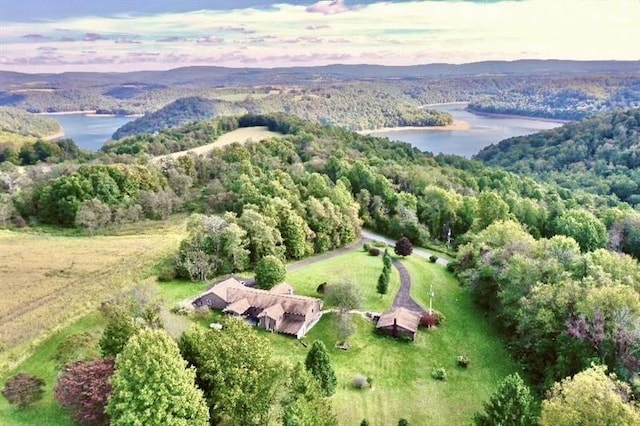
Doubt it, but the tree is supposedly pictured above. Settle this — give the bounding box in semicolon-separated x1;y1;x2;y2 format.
554;209;608;252
398;419;409;426
305;340;337;396
55;358;115;425
394;236;413;257
361;420;370;426
377;269;389;296
541;365;640;425
99;306;138;358
106;329;209;426
255;255;286;290
325;281;362;313
238;206;285;265
2;373;45;409
75;198;111;232
282;363;337;426
475;191;511;231
473;373;538;426
179;318;282;424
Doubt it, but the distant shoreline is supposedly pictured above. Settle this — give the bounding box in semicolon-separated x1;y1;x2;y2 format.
359;120;471;135
465;109;572;124
37;110;142;118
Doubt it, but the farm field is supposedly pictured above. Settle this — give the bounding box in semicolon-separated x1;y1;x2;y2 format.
0;220;185;372
152;126;283;162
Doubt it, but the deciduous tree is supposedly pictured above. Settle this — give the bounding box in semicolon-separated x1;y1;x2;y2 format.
394;236;413;257
106;329;209;425
2;373;45;409
255;255;286;290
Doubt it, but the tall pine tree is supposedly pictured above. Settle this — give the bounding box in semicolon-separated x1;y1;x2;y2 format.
305;340;337;397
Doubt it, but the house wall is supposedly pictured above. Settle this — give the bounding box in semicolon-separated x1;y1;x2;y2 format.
378;325;416;340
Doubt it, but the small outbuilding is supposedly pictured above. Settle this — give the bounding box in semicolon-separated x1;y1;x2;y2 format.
376;307;421;340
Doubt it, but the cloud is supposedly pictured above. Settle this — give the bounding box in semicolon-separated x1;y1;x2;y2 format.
21;34;49;41
37;46;58;51
115;38;142;44
218;25;256;34
156;36;187;42
83;32;107;41
196;36;224;44
306;24;331;30
59;36;75;42
306;0;349;15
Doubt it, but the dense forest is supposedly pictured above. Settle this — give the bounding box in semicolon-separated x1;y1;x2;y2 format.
475;108;640;205
0;107;61;137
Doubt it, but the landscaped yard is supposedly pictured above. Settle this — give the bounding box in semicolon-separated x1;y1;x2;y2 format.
286;250;400;312
261;254;517;425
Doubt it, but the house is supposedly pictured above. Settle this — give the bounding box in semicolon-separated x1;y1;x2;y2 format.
376;307;421;340
193;278;323;339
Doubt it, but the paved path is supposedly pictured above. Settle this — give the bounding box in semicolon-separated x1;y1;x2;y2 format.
391;259;426;315
361;229;450;266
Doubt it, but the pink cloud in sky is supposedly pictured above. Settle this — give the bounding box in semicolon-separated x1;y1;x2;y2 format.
306;0;349;15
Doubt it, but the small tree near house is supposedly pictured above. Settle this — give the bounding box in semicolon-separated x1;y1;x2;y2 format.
394;237;413;257
255;255;286;290
305;340;337;397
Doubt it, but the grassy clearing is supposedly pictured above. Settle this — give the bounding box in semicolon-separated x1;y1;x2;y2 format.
0;221;185;372
153;126;283;163
286;250;400;312
263;256;516;425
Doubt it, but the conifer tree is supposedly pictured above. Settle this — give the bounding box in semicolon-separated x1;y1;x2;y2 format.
305;340;337;396
473;373;537;426
377;270;389;296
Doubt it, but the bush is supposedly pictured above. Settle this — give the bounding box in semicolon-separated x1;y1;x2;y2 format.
362;243;371;252
353;374;369;389
51;332;99;370
431;367;447;381
446;261;456;273
171;301;195;316
457;355;470;368
420;310;445;328
316;282;327;294
429;255;438;263
2;373;45;409
13;216;26;228
368;247;381;256
157;267;177;282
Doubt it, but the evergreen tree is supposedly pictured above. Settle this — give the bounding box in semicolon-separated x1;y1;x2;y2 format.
377;269;389;296
305;340;337;396
99;306;138;358
473;373;538;426
106;329;209;425
283;363;337;426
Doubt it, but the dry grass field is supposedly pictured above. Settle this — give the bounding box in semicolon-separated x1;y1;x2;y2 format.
0;221;185;370
152;126;283;163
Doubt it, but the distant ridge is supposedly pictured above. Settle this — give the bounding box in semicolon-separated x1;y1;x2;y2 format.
2;60;639;86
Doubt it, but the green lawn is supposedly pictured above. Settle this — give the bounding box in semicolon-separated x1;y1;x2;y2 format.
286;250;400;312
0;313;105;426
261;255;517;425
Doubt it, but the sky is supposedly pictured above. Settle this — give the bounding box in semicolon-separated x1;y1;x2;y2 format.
0;0;638;73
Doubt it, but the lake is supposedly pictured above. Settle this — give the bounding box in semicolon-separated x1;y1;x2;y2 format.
370;103;563;158
43;113;136;151
45;103;562;155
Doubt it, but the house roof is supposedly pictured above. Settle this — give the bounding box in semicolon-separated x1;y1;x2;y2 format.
376;307;421;333
226;287;320;316
223;297;250;315
197;277;244;303
270;283;294;295
258;303;284;319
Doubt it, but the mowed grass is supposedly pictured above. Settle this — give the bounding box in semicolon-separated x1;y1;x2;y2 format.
0;313;104;425
0;221;185;372
286;250;400;312
262;254;516;425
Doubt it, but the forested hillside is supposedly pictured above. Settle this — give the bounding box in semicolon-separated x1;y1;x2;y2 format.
0;107;60;137
475;109;640;204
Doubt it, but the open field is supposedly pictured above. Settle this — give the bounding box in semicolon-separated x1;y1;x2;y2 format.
286;250;400;313
0;220;185;371
152;126;283;163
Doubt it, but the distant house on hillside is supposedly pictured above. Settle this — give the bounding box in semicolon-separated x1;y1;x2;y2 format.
376;307;421;340
193;278;322;339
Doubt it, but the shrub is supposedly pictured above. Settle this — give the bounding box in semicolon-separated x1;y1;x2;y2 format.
157;267;177;282
353;374;369;389
51;332;99;370
361;420;370;426
171;301;195;316
13;216;26;228
431;367;447;381
446;262;456;273
368;247;381;256
429;255;438;263
398;419;409;426
457;355;470;368
316;282;327;294
420;310;445;328
394;237;413;257
362;243;371;252
2;373;45;409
